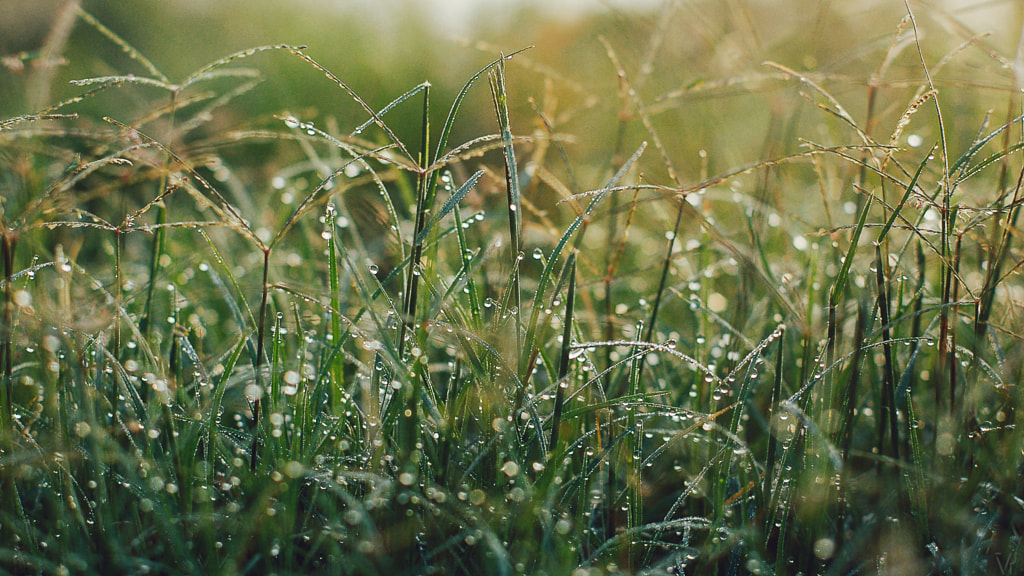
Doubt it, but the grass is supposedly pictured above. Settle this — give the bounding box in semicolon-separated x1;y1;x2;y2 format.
2;2;1024;574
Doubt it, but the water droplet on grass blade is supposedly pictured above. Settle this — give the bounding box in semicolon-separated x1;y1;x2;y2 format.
501;461;520;477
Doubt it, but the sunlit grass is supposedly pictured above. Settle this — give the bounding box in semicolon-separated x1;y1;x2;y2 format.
1;2;1023;575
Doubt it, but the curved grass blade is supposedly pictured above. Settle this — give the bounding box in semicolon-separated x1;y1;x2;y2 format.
76;7;170;83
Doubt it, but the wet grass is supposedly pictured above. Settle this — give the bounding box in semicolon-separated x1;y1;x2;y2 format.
2;2;1024;575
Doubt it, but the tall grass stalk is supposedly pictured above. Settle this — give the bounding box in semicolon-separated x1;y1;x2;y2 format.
0;232;13;431
489;58;524;361
547;252;576;453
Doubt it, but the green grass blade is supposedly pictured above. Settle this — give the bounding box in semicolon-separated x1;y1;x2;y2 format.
414;170;484;246
520;142;647;377
490;59;524;358
548;253;576;453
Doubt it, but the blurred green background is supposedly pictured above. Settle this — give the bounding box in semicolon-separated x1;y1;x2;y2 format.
4;0;1024;286
4;0;1022;180
3;0;1024;238
2;0;1022;263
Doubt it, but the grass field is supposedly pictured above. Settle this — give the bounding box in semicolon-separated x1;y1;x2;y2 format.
2;1;1023;574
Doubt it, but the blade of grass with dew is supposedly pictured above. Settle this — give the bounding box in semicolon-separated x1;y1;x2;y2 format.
0;233;13;432
548;253;577;453
874;244;900;462
268;311;285;457
414;170;484;246
714;326;785;525
875;143;936;245
398;83;432;355
520;142;646;379
489;57;524;358
325;203;345;415
426;48;531;178
138;202;167;341
419;233;494;330
351;82;430;137
824;185;874;426
975;162;1024;341
640;183;682;382
452;199;484;328
249;249;271;472
75;7;169;83
764;330;785;497
390;86;431;502
839;301;869;461
522;252;580;393
282;48;416;169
